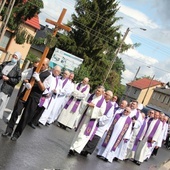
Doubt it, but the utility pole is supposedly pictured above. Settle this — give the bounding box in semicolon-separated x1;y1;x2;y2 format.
102;27;130;85
22;8;71;101
0;0;16;42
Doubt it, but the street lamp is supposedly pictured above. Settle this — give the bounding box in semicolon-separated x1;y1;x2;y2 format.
102;27;146;85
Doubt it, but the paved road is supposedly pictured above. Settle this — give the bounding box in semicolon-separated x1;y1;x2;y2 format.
0;88;169;170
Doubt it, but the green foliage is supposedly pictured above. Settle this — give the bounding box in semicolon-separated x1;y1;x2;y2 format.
26;52;39;63
55;0;133;96
2;0;44;44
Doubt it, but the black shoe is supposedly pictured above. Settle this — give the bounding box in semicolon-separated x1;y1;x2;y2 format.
135;161;141;166
80;151;88;157
144;158;148;162
104;158;108;162
28;123;36;129
11;136;18;141
113;157;118;161
45;122;50;126
68;149;75;156
96;155;103;159
1;132;11;137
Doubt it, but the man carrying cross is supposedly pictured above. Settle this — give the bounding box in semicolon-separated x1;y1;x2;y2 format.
2;58;52;140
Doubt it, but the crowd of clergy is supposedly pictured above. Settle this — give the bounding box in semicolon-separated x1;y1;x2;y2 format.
0;57;170;166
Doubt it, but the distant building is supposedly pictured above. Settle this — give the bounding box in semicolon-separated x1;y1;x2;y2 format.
49;47;83;72
148;86;170;117
0;15;40;65
122;78;163;105
29;24;51;58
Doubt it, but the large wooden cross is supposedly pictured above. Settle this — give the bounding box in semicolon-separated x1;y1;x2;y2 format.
22;8;71;101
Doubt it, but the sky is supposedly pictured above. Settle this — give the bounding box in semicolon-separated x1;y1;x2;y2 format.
39;0;170;85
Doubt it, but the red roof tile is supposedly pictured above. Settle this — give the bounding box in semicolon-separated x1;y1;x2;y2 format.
25;15;40;30
127;78;162;89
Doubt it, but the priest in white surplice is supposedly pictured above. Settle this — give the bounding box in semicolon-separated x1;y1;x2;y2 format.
39;70;72;125
133;111;162;165
79;90;114;157
68;86;106;156
97;107;132;163
57;77;90;129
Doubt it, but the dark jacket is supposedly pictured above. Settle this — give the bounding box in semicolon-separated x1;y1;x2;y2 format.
0;61;21;96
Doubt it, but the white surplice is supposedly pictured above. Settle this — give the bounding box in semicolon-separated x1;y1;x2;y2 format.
70;94;106;154
57;83;90;129
97;114;132;162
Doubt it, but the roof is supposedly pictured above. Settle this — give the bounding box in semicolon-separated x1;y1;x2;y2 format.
127;78;163;89
154;87;170;95
25;15;40;30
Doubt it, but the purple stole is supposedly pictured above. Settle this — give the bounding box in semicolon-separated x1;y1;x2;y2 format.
62;78;69;88
147;119;161;147
104;101;113;115
136;110;140;120
79;94;104;136
64;83;88;112
132;119;147;151
102;113;132;151
89;100;113;140
38;87;50;107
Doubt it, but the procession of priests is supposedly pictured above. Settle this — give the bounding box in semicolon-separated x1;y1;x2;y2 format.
0;58;169;167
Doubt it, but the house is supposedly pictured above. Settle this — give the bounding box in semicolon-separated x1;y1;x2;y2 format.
147;87;170;117
122;78;163;105
0;15;40;66
28;24;52;58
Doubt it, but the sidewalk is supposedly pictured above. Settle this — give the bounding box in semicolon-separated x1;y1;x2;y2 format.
159;159;170;170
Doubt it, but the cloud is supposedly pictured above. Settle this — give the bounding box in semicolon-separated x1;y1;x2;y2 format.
118;4;158;29
39;0;74;27
119;0;170;28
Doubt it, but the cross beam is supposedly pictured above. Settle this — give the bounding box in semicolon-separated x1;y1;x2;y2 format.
22;8;71;101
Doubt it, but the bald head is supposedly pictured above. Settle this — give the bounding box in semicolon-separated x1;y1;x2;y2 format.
52;65;61;77
82;77;89;85
40;58;49;71
120;100;128;109
104;90;113;101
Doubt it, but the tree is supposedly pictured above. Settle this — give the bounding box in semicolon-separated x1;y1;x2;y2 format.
1;0;43;44
55;0;133;94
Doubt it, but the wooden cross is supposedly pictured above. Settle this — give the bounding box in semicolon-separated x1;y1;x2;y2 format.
22;8;71;101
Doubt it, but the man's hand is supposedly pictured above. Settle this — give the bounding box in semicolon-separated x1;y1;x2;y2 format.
2;75;9;81
25;83;32;89
88;102;95;107
33;72;40;81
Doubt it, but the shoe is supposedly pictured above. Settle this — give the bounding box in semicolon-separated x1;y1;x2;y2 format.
61;125;67;130
144;158;148;162
80;151;88;157
11;136;18;141
68;149;75;156
96;155;103;159
1;132;11;137
113;157;118;161
135;161;141;166
45;122;50;126
104;158;108;162
28;123;36;129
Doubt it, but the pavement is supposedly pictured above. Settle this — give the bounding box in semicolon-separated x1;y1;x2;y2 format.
0;88;169;170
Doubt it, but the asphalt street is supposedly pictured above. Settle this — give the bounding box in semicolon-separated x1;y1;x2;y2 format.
0;88;169;170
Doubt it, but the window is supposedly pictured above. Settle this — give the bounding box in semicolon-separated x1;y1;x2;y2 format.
165;96;169;104
0;30;12;50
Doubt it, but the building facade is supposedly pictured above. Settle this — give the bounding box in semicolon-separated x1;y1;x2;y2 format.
122;78;163;106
